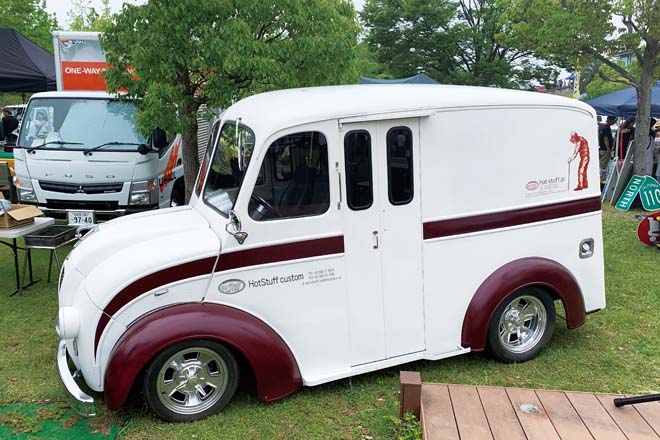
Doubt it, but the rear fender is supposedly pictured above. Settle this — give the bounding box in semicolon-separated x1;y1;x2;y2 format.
461;257;586;352
103;302;302;410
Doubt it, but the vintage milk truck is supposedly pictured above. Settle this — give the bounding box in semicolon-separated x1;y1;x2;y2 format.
56;85;605;421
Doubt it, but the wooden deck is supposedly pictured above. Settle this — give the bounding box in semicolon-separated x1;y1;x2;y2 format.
421;384;660;440
399;374;660;440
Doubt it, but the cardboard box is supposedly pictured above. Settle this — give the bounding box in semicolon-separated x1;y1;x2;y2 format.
0;194;43;229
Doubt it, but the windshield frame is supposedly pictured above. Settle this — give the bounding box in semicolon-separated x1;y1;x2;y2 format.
201;119;257;219
16;96;146;153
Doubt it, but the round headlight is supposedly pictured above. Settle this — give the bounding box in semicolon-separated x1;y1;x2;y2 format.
58;307;80;339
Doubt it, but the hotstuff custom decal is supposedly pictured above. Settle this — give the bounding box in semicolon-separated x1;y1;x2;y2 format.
525;176;567;197
218;267;341;293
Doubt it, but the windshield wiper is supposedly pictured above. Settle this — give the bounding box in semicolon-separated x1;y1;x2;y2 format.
83;141;143;156
25;141;83;153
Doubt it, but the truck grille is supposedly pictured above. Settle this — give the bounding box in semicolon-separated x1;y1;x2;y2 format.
39;181;124;194
45;199;120;211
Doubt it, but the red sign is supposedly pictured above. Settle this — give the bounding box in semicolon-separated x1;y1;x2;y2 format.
637;212;660;246
61;61;108;91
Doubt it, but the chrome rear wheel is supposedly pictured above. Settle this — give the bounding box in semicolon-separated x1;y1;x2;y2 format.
487;288;555;363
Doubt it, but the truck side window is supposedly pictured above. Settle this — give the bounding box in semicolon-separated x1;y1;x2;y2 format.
344;130;373;210
386;127;413;205
249;131;330;221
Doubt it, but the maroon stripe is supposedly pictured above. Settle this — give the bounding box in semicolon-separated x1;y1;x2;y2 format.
94;236;344;355
94;256;216;354
215;235;344;272
94;313;111;355
423;197;601;240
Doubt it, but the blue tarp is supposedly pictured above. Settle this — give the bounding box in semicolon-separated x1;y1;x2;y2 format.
359;73;439;84
587;81;660;117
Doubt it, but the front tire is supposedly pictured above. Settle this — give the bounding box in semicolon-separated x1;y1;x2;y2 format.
143;340;239;422
487;288;555;363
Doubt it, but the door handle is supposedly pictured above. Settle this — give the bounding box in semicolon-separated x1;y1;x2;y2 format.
373;230;379;249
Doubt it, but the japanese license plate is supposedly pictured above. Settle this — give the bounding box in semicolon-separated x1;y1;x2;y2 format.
67;210;95;226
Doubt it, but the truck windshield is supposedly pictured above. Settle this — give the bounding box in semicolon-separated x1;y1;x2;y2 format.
203;121;255;217
17;98;146;151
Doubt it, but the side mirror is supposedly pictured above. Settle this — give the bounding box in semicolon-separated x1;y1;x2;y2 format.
137;143;152;155
225;210;248;244
151;128;168;150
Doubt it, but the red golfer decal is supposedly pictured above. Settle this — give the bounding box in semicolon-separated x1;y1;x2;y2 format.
568;131;589;191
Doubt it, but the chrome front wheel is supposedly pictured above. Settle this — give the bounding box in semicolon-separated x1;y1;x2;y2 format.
144;340;239;422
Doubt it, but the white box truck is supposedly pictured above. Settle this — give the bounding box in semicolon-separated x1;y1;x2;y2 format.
56;85;605;421
13;32;193;225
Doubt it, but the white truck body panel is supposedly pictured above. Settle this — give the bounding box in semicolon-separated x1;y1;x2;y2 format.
57;85;605;411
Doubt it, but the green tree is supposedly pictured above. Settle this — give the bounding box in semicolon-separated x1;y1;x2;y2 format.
102;0;359;202
353;42;389;80
0;0;58;51
504;0;660;176
361;0;558;88
584;61;639;100
67;0;113;32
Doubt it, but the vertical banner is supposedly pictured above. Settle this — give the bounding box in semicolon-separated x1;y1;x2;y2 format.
55;34;107;91
572;70;581;99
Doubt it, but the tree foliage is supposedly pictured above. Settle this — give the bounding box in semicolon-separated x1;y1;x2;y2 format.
361;0;559;88
584;61;640;100
102;0;359;202
67;0;113;32
504;0;660;175
0;0;58;51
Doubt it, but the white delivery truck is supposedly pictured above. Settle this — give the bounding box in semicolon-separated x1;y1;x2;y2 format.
56;85;605;421
13;32;188;225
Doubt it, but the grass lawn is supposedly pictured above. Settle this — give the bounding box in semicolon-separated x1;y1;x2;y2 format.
0;204;658;439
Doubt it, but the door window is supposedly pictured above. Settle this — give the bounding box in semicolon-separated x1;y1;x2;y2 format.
344;130;373;210
249;131;330;221
386;127;414;205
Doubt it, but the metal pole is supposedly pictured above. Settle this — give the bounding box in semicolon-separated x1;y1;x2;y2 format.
10;238;20;296
614;394;660;407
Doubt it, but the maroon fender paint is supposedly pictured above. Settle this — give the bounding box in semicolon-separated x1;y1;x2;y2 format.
103;303;302;410
461;257;586;352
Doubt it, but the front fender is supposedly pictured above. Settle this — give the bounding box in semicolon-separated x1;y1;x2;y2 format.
103;303;302;410
461;257;586;352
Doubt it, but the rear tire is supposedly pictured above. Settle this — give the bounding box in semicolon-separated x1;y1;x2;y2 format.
487;288;555;363
143;339;239;422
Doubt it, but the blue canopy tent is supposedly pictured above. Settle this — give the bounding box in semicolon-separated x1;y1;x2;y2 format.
359;73;439;84
587;81;660;117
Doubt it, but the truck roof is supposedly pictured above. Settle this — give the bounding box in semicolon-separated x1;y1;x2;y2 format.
224;84;596;134
29;91;119;100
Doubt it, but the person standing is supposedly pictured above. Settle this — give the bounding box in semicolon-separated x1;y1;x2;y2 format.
1;108;19;145
597;116;614;178
619;117;635;159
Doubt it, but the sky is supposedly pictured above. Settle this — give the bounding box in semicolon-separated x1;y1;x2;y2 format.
46;0;366;28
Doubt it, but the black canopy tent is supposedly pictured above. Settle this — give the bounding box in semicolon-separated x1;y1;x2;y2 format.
0;28;56;93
